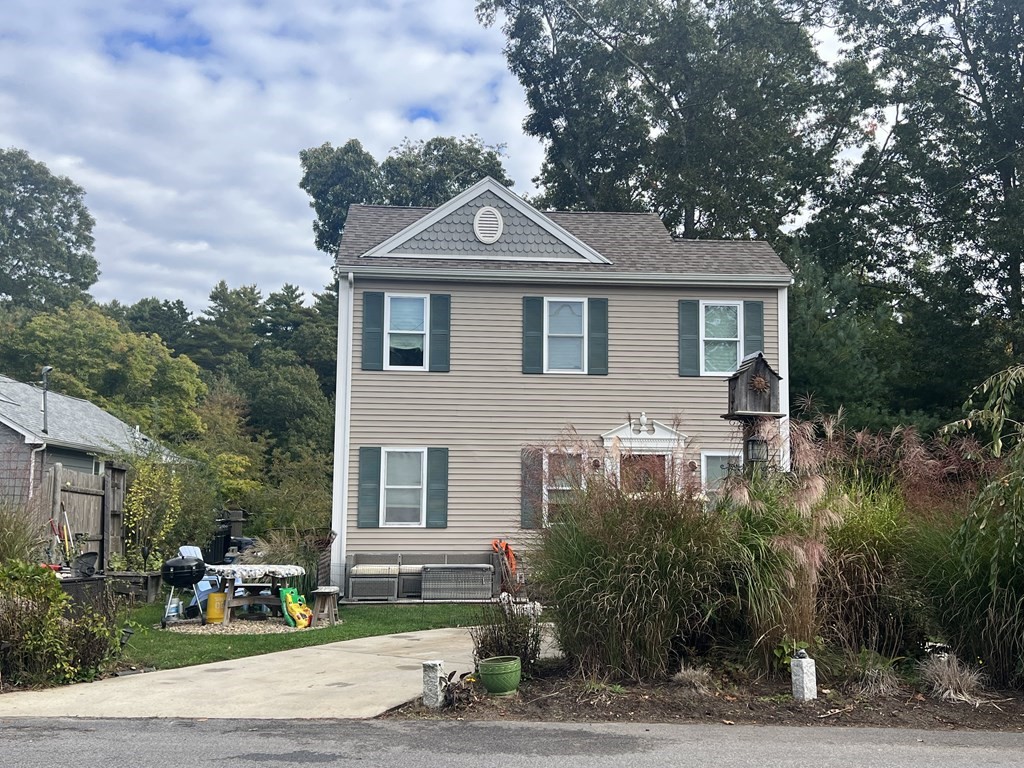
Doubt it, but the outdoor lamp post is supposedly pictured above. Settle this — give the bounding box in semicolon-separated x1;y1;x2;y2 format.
745;434;769;464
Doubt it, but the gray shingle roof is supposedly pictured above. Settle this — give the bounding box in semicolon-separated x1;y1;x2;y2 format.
336;201;791;282
0;374;157;456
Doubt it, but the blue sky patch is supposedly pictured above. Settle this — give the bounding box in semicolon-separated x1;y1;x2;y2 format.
104;28;212;62
406;105;442;123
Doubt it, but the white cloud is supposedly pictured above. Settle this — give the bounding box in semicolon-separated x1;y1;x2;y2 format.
0;0;543;311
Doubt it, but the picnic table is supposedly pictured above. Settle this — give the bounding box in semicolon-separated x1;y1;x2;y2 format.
204;563;306;625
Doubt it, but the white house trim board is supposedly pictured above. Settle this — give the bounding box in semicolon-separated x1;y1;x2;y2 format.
348;266;794;289
777;286;791;471
359;177;612;265
330;271;355;584
601;417;687;453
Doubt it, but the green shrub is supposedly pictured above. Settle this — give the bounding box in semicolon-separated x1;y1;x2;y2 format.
0;561;125;687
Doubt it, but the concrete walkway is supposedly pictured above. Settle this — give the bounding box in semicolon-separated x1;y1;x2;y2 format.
0;627;476;719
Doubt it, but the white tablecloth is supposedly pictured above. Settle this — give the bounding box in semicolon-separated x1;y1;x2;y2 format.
204;563;305;580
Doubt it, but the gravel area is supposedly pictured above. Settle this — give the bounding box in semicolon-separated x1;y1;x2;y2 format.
160;617;327;635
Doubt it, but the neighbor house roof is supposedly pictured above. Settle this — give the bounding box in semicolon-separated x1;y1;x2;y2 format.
0;374;157;456
336;178;792;287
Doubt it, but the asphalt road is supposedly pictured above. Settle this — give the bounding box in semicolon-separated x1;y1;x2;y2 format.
2;719;1022;767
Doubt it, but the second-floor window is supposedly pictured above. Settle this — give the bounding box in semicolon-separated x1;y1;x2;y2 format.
546;298;586;373
522;296;608;376
361;291;450;373
386;294;428;369
701;301;741;374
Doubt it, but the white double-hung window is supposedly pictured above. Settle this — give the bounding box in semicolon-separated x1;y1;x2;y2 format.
701;301;742;375
382;448;426;526
545;298;587;373
702;451;741;493
385;294;428;369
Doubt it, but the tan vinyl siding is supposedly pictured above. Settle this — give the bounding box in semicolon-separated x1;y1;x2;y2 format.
348;280;780;553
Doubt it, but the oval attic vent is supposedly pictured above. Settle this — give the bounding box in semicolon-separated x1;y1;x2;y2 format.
473;206;504;244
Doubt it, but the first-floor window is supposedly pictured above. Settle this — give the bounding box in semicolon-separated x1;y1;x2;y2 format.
382;448;425;526
702;451;741;493
544;452;583;522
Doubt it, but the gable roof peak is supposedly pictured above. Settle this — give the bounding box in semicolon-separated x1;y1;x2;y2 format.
359;177;612;265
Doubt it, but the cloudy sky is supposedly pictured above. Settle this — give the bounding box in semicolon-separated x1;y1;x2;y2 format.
0;0;543;311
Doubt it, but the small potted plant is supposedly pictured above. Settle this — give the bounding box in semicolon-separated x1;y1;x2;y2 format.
477;655;521;696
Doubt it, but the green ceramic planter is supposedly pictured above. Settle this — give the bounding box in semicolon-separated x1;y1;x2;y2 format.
478;655;521;696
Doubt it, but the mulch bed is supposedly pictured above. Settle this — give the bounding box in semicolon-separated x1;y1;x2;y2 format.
384;663;1024;731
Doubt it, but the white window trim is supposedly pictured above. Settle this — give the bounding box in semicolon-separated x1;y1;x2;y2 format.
383;293;429;371
541;448;587;526
380;447;427;527
699;300;743;377
701;450;742;492
543;297;588;374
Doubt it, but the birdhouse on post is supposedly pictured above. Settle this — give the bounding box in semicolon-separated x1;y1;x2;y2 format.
725;352;784;420
722;352;784;468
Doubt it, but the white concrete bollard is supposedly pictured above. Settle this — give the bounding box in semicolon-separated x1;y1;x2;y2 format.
791;653;817;701
422;660;445;709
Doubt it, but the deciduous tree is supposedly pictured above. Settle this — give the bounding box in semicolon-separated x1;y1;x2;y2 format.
0;148;99;308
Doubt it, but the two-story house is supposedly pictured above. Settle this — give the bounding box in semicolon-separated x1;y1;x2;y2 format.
330;177;792;591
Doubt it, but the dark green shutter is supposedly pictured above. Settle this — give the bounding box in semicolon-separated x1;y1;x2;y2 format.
357;447;381;528
361;292;384;371
678;300;700;376
520;447;543;529
587;298;608;375
429;294;451;372
743;301;764;358
425;448;448;528
522;296;544;374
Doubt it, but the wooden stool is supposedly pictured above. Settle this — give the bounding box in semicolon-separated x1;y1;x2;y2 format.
311;586;340;627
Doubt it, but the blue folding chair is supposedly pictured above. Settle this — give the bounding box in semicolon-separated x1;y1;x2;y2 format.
179;545;221;608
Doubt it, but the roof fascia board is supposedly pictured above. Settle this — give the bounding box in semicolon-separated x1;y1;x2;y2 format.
0;413;39;443
347;265;794;288
358;177;612;265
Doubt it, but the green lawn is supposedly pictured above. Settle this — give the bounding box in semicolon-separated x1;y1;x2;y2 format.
121;602;483;670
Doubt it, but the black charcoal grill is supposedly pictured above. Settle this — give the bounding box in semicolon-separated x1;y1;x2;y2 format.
161;556;207;628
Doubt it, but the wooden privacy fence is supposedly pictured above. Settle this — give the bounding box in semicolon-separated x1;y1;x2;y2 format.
33;462;127;568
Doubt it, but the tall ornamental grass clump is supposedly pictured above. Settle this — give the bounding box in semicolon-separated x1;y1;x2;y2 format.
912;451;1024;687
532;472;732;681
0;500;43;564
817;482;926;659
911;364;1024;688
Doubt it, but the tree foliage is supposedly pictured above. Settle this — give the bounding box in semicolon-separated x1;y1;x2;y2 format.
0;303;206;439
813;0;1024;348
299;135;513;254
0;148;99;308
478;0;873;239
